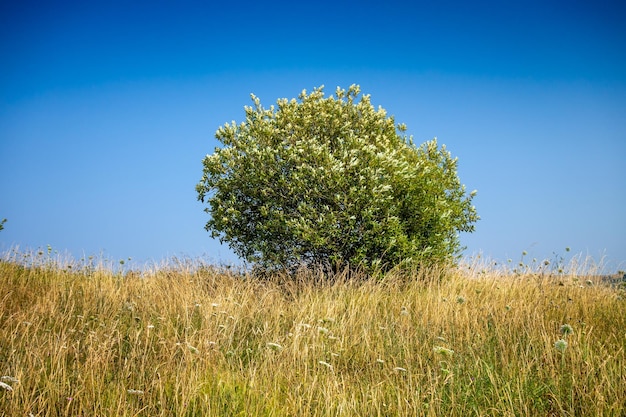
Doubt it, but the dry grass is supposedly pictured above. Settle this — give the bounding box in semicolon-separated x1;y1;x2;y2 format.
1;252;625;416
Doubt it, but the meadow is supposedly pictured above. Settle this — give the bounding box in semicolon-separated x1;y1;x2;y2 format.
1;251;625;416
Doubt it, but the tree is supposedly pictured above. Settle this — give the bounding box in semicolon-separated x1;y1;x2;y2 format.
196;85;478;274
0;218;5;232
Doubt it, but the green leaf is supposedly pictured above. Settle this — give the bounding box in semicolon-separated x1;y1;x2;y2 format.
196;85;478;276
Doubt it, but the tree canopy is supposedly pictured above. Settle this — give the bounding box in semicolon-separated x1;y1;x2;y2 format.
197;85;478;274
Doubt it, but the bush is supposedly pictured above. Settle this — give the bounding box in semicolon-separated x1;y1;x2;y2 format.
196;85;478;274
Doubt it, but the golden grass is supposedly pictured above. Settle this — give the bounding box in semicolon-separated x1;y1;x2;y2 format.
1;254;625;416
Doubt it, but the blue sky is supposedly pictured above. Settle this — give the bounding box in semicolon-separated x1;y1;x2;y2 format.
1;0;625;271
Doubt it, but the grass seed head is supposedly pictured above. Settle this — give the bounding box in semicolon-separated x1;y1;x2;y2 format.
266;342;283;350
433;346;454;357
0;381;14;391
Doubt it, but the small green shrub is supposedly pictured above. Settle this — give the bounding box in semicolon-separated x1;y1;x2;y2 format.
197;85;478;274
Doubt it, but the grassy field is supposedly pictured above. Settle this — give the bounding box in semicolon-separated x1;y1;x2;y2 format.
1;252;625;416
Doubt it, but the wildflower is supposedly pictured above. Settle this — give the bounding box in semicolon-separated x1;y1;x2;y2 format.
560;324;574;337
0;381;13;391
554;339;568;352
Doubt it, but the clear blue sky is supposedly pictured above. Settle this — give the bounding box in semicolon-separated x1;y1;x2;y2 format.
1;0;625;271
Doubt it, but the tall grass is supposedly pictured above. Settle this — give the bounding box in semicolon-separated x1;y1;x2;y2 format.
1;251;625;416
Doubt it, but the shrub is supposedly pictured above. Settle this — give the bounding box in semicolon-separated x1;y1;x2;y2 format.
196;85;478;274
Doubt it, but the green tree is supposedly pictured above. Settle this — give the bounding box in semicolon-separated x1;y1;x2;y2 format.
197;85;478;274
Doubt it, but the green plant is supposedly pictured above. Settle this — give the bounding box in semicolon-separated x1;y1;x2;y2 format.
0;218;6;232
197;85;478;274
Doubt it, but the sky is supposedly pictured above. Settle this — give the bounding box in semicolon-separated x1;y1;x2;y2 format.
1;0;625;272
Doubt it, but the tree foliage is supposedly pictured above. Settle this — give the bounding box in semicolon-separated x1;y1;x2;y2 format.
196;85;478;273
